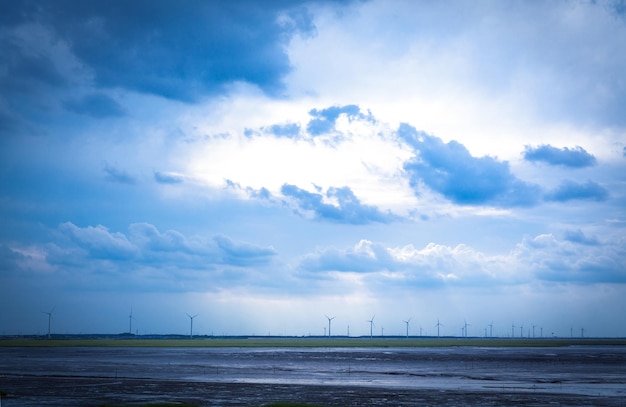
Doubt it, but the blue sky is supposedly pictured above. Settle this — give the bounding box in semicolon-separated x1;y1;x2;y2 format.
1;0;625;338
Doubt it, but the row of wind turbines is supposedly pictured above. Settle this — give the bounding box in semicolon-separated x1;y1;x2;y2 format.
40;307;200;339
39;307;586;339
324;315;586;339
324;315;452;338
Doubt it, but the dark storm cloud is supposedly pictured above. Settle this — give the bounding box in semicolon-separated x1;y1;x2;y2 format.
523;145;597;168
64;93;125;118
281;184;396;224
306;104;369;135
545;180;609;202
399;124;541;207
0;38;67;92
0;27;69;134
0;0;319;103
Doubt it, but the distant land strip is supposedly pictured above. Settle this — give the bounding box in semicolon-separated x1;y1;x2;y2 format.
2;336;626;347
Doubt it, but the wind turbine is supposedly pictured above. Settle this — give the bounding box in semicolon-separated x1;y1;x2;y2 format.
463;320;471;337
325;315;336;337
435;318;443;338
42;306;55;339
511;323;515;338
532;324;536;338
128;307;137;336
403;318;411;338
519;324;523;338
488;322;493;338
367;315;375;338
186;313;198;339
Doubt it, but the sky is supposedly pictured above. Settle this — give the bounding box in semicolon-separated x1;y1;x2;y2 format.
1;0;625;338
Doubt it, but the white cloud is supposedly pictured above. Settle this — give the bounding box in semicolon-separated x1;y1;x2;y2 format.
299;230;625;288
285;0;626;162
185;106;419;215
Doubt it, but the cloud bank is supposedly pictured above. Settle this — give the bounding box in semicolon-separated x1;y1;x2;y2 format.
523;145;597;168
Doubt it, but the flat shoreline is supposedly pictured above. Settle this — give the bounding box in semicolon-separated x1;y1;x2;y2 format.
2;373;624;407
3;345;625;406
2;336;626;347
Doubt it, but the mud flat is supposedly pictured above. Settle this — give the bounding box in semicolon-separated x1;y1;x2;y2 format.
1;345;625;406
1;375;624;407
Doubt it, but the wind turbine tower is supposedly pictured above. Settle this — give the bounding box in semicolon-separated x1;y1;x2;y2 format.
367;315;375;338
463;320;471;337
511;323;515;338
42;307;55;339
128;308;135;335
435;318;443;338
403;318;411;338
488;322;493;338
186;313;198;339
325;315;336;337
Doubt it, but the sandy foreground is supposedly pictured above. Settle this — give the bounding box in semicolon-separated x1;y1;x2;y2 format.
1;345;625;406
1;374;625;406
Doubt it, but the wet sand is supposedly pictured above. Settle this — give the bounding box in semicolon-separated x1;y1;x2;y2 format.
1;346;625;406
2;374;625;406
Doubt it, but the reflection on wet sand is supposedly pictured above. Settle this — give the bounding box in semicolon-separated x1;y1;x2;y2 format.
1;346;625;406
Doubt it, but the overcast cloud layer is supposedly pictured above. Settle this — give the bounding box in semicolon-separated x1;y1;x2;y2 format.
1;0;625;338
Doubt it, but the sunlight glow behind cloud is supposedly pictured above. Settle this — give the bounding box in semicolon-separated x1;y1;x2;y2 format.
1;0;625;337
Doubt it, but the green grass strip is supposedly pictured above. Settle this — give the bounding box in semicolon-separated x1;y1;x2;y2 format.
2;337;626;347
